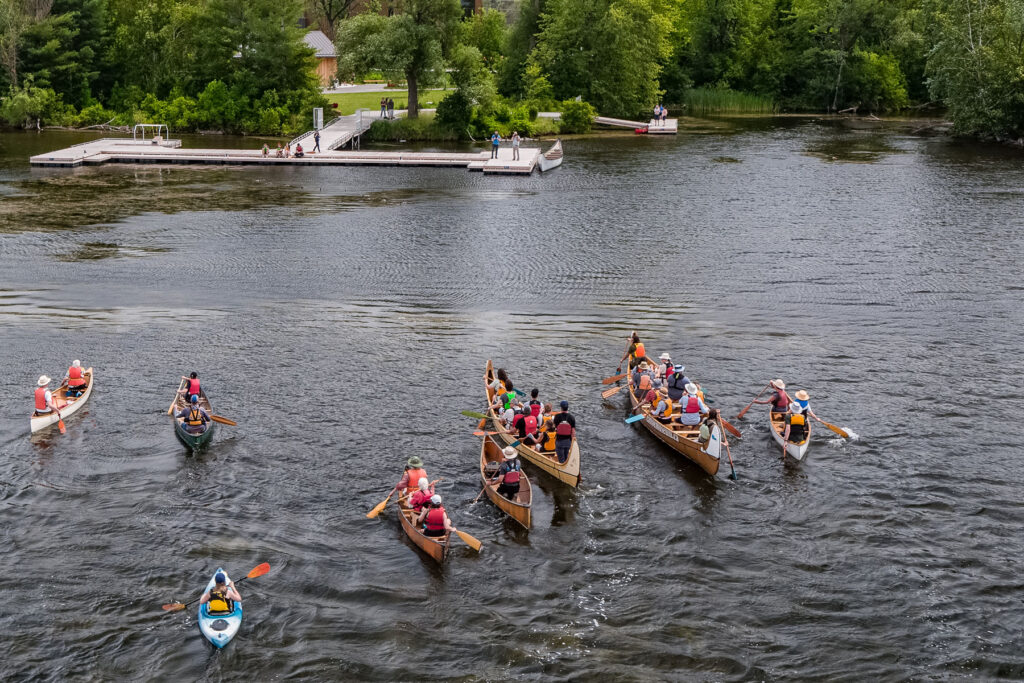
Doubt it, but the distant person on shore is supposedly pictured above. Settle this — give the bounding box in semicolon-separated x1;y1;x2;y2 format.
275;143;283;158
660;104;667;126
380;97;387;118
490;131;501;159
653;104;661;124
313;131;321;153
261;143;269;157
387;98;394;119
511;131;521;160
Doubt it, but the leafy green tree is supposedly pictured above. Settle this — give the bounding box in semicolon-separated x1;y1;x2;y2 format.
308;0;359;41
18;0;105;106
335;0;463;117
499;0;546;96
460;8;507;66
103;0;202;97
0;0;27;88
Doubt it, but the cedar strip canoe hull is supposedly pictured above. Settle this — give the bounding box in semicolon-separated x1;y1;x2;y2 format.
480;433;532;529
484;359;581;488
398;504;449;564
172;387;216;450
625;363;722;476
769;413;811;461
30;368;94;433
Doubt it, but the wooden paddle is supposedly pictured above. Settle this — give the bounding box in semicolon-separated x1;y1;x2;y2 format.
472;484;489;504
625;412;647;424
366;486;397;519
601;372;626;385
454;529;482;551
211;415;236;426
161;562;270;612
397;479;442;505
720;417;742;438
461;410;489;420
55;406;66;434
814;417;849;438
601;385;624;399
472;430;499;436
737;383;771;419
718;418;738;480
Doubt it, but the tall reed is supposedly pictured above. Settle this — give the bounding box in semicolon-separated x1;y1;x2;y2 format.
679;88;778;115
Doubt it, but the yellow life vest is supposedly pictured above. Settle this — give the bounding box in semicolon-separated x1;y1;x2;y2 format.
541;417;557;450
187;408;204;426
208;588;230;612
790;413;806;426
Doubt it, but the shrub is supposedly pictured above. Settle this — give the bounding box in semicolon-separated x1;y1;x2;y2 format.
435;90;473;132
558;99;596;134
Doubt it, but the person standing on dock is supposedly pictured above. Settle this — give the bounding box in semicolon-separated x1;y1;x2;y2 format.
380;98;387;118
511;131;521;160
313;131;321;153
660;104;667;127
387;98;394;120
490;131;501;159
653;104;661;124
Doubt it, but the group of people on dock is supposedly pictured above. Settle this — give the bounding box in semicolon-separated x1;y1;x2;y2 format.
487;369;577;464
489;131;522;160
653;104;669;126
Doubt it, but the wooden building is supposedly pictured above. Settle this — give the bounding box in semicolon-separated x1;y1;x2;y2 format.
304;30;338;87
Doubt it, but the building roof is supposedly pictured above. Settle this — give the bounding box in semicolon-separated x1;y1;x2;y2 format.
304;30;337;59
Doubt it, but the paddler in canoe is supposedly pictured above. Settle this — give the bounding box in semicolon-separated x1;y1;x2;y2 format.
200;571;242;613
617;332;653;371
63;360;88;397
33;375;59;416
396;456;428;496
416;494;457;538
178;372;202;403
406;477;436;513
489;447;523;500
752;379;791;416
176;395;211;433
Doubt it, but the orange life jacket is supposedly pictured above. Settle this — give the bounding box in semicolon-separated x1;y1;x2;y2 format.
405;467;427;493
638;374;652;391
68;366;86;388
631;342;646;361
34;387;49;411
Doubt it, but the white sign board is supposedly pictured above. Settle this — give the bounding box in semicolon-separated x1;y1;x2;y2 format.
313;107;323;131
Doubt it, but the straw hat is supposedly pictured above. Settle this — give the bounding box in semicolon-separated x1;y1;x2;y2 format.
795;390;809;400
37;375;51;386
503;446;518;460
771;379;786;390
407;456;424;468
684;383;698;395
659;353;671;361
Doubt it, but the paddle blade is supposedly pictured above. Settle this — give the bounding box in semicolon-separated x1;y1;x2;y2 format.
210;415;236;426
477;418;487;429
472;431;498;436
455;529;482;552
366;497;390;519
601;385;624;399
601;372;626;385
821;421;849;438
624;413;646;424
736;405;752;419
57;418;66;434
461;410;489;420
246;562;270;579
161;602;186;612
721;419;742;438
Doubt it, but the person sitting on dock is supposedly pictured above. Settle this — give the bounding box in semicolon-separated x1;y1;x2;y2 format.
275;143;284;158
407;477;435;512
418;495;455;537
34;375;57;415
178;372;201;403
753;379;790;416
490;131;501;159
491;447;522;499
396;456;428;497
200;572;241;614
677;383;709;426
262;144;269;157
177;395;210;433
552;401;576;463
64;360;87;397
294;143;304;158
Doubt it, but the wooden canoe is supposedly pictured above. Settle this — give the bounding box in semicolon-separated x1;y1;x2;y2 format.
769;412;811;461
484;359;581;488
171;382;216;450
30;368;94;433
625;361;722;476
480;433;532;529
397;502;449;564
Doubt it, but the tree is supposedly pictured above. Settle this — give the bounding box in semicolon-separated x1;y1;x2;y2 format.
18;0;106;107
499;0;546;96
0;0;28;88
335;0;462;117
308;0;358;41
103;0;202;97
460;8;507;66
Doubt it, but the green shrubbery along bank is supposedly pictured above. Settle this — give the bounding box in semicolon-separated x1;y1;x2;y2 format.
2;0;1023;140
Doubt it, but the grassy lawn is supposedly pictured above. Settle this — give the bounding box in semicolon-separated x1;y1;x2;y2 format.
324;89;454;115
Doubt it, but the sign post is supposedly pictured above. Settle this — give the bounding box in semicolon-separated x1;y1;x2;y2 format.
313;107;323;131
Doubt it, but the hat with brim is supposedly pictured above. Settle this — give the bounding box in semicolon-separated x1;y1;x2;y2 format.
795;390;809;400
684;383;698;395
673;365;685;373
503;446;518;460
407;456;424;468
37;375;51;386
771;379;786;390
659;353;671;361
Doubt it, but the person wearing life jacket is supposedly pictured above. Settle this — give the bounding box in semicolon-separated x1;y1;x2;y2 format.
64;360;87;397
417;494;455;537
654;353;673;382
699;409;720;447
784;391;817;443
517;403;541;446
176;394;210;433
200;572;242;615
179;372;201;403
618;333;651;371
665;365;691;402
677;383;709;426
536;404;557;452
790;390;819;422
551;400;576;464
528;389;543;418
34;375;57;416
650;387;674;423
754;379;790;416
491;446;522;499
396;456;428;496
489;386;514;415
407;477;435;512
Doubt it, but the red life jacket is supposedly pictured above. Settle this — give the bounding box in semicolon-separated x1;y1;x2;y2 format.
68;366;86;387
771;391;789;411
529;401;542;418
424;507;446;531
512;413;524;429
524;414;538;434
503;461;521;484
555;421;573;437
188;378;201;396
684;395;701;413
34;387;49;411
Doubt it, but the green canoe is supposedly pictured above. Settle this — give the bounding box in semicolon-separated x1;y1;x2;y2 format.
171;384;216;451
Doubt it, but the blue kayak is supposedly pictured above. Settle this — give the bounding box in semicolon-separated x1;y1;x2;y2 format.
197;567;242;648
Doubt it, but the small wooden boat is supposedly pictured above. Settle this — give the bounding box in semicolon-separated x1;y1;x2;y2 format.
397;502;449;564
30;368;94;433
170;382;215;450
769;412;811;461
480;433;532;529
484;360;581;488
624;359;722;476
538;140;563;172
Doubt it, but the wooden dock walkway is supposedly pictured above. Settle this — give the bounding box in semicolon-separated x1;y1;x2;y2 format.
538;112;677;134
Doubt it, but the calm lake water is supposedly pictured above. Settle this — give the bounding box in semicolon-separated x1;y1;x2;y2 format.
1;120;1023;681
